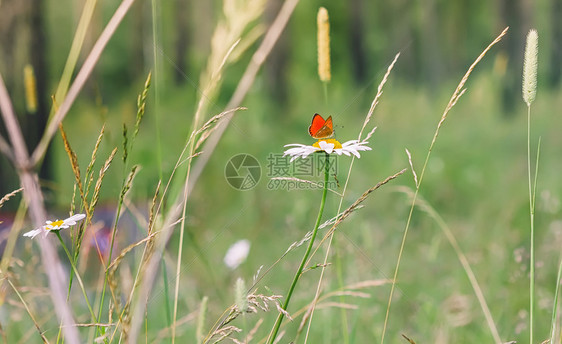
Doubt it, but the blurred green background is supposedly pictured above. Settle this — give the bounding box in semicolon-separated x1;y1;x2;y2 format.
1;0;562;342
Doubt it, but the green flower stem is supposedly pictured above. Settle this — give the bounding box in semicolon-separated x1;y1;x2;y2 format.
527;104;536;344
55;231;97;323
549;253;562;343
267;152;330;344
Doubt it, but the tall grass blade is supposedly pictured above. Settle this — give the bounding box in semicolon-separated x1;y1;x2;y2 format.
381;27;508;344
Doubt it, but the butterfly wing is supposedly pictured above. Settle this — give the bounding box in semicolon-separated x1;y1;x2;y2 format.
309;113;326;138
309;114;333;139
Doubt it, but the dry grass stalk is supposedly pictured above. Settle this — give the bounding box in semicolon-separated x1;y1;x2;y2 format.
106;232;158;315
121;165;139;200
205;292;289;343
147;181;161;236
89;147;117;217
106;233;158;277
402;334;417;344
297;279;391;334
323;168;407;239
59;123;90;217
304;51;400;338
280;175;403;274
122;124;129;163
72;146;117;256
188;0;300;196
210;326;242;343
245;318;263;343
358;53;400;140
134;72;151;139
0;187;23;209
31;0;139;166
0;135;13;162
109;181;162;341
434;27;509;143
84;125;106;197
395;185;501;342
5;278;49;343
129;1;293;340
194;107;246;151
252;167;403;292
382;28;509;344
405;148;419;187
152;311;198;344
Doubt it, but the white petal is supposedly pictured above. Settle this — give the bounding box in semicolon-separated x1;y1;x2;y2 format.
64;214;86;224
341;140;360;146
23;228;44;239
337;149;351;156
318;141;335;154
283;144;321;161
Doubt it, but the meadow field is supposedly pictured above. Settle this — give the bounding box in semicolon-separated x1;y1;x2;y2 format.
0;0;561;343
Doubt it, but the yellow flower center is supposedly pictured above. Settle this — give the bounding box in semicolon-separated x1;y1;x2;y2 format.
49;220;64;229
313;138;342;149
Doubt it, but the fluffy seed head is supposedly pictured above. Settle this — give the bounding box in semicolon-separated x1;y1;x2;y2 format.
522;29;538;105
317;7;331;82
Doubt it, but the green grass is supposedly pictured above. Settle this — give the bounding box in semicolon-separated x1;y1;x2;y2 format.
31;75;561;343
3;3;562;343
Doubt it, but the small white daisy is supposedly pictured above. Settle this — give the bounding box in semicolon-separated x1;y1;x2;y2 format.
224;239;251;270
283;138;372;162
23;214;86;239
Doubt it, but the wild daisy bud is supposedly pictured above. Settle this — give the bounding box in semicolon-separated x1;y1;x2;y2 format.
224;239;250;270
522;29;538;106
24;64;37;113
317;7;331;82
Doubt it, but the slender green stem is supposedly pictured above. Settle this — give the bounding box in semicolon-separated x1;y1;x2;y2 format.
96;199;124;333
152;0;170;325
162;260;172;327
527;104;535;344
550;254;562;343
55;231;97;323
267;152;330;344
334;240;349;344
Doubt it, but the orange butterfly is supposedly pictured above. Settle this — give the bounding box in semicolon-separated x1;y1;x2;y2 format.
308;113;334;139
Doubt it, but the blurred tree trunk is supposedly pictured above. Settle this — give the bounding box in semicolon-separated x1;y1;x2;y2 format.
417;0;442;91
349;0;367;84
498;0;529;116
549;0;562;87
29;0;51;192
0;0;50;200
0;0;22;197
263;0;289;106
174;0;190;85
131;0;146;80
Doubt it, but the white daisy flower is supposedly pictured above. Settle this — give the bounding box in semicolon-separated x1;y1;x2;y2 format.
224;239;251;270
283;139;372;162
23;213;86;239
